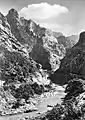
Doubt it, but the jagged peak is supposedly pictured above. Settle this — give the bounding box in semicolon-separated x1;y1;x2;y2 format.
20;17;36;24
20;17;36;25
78;31;85;44
0;12;7;22
28;19;35;24
20;17;38;33
7;8;19;18
0;12;4;18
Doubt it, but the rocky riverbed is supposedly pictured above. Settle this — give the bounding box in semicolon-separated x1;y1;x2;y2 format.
0;85;66;120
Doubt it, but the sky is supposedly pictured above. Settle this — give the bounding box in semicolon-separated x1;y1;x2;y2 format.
0;0;85;36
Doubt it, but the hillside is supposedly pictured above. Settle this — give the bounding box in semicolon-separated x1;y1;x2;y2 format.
26;32;85;120
0;8;78;116
50;32;85;84
6;8;78;71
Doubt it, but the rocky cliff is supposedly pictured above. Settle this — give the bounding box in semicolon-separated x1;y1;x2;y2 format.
0;10;51;115
6;9;78;71
0;10;49;85
50;32;85;84
0;8;79;115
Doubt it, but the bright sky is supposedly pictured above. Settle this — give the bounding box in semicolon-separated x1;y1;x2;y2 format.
0;0;85;36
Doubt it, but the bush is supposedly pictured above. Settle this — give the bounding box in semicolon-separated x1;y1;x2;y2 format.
1;51;38;84
31;83;44;95
64;79;85;100
15;84;34;101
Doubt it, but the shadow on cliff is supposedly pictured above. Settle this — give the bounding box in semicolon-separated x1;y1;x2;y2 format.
50;32;85;85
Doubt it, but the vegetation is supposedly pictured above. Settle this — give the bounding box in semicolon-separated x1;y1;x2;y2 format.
1;50;38;84
28;79;85;120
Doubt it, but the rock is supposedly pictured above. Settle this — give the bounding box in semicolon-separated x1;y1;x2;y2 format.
0;8;79;117
57;35;78;50
0;9;50;85
19;99;26;105
27;98;37;105
0;10;52;115
56;85;65;92
50;32;85;85
77;31;85;45
0;87;16;115
6;9;77;72
47;104;53;107
64;79;85;100
26;33;85;120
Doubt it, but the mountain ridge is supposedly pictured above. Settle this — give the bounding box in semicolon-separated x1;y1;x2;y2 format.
6;8;78;71
50;31;85;84
0;8;80;116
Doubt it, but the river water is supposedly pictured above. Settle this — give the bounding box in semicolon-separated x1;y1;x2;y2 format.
0;88;65;120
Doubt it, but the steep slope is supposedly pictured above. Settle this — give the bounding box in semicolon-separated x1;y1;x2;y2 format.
6;9;77;72
0;11;48;85
0;11;48;91
57;35;78;50
0;11;52;115
66;35;78;48
50;32;85;84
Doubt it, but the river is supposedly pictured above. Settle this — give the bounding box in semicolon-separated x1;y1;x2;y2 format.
0;87;65;120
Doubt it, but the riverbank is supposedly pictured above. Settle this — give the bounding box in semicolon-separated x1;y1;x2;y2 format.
0;85;66;120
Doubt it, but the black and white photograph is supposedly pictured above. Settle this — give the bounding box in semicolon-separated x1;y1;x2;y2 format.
0;0;85;120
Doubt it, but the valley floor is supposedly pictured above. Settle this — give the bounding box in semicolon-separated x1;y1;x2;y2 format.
0;85;65;120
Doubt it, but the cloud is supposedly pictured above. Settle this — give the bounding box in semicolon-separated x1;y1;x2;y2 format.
19;3;71;35
19;2;69;20
40;23;74;36
40;23;61;30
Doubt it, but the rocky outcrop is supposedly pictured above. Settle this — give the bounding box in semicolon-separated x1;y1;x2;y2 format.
0;10;52;115
0;13;43;84
6;9;78;71
64;79;85;100
6;9;63;71
50;32;85;84
0;8;79;116
57;35;78;50
0;87;16;115
19;31;84;120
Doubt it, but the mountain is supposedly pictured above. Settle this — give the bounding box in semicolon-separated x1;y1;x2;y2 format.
0;8;79;115
27;33;85;120
6;8;78;72
66;35;78;47
50;32;85;85
0;8;79;96
0;11;48;85
0;10;51;115
57;35;78;50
